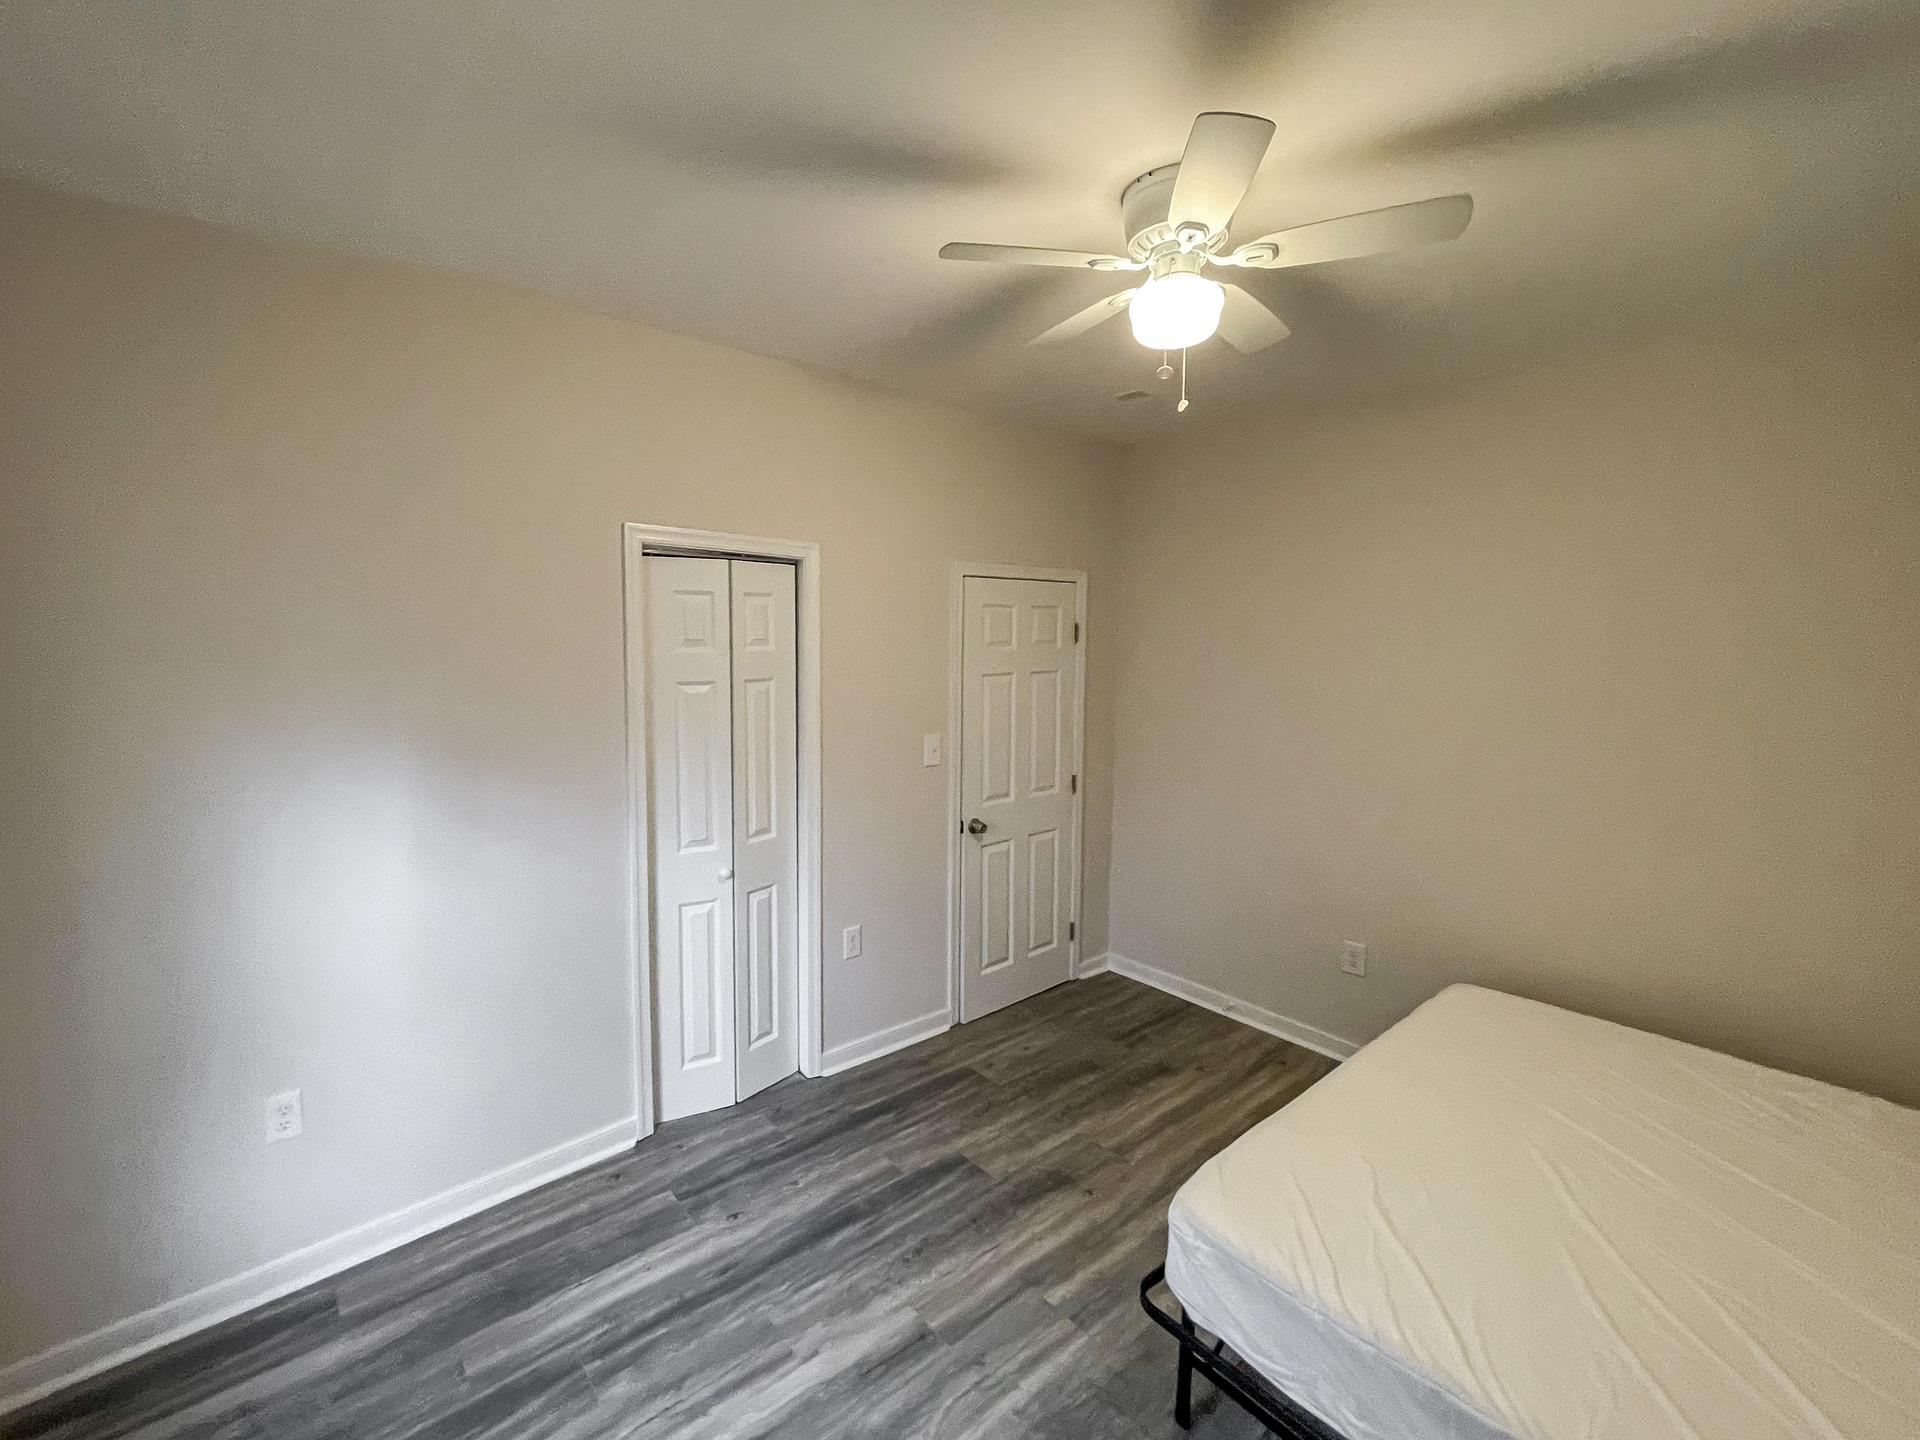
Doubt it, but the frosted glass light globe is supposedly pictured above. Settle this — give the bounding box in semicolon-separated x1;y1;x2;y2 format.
1128;272;1225;350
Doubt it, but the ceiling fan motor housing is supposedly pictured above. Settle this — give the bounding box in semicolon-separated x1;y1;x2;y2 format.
1121;165;1176;250
1122;163;1217;260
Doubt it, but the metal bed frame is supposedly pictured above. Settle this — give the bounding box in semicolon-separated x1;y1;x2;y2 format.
1140;1264;1346;1439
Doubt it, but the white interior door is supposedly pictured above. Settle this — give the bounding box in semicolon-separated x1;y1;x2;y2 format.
648;554;800;1122
959;575;1078;1022
647;555;737;1120
729;560;800;1101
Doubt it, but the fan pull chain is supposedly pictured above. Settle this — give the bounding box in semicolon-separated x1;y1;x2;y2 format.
1177;348;1190;413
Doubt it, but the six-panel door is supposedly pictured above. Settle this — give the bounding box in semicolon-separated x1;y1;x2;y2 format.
959;576;1078;1022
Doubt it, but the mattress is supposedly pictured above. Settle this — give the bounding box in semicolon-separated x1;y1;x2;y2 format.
1165;984;1920;1440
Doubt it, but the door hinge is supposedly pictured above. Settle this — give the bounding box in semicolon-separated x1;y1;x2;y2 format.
1069;921;1077;942
1070;774;1078;794
1073;621;1081;643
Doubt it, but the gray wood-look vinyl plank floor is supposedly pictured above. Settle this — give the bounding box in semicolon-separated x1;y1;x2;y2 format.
4;974;1333;1440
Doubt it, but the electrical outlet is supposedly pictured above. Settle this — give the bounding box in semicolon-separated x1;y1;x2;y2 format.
1341;941;1367;977
842;924;863;960
921;733;942;767
265;1089;302;1143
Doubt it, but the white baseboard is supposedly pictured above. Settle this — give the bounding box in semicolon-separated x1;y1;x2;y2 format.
0;1115;640;1417
1105;953;1360;1062
818;1007;952;1076
1074;951;1111;977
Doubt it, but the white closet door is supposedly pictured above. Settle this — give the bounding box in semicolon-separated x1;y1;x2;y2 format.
729;560;800;1101
647;556;737;1121
959;576;1078;1021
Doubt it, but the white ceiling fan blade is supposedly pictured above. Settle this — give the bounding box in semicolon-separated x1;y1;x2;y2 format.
1215;285;1290;353
1166;112;1276;239
939;242;1138;271
1230;194;1473;269
1027;290;1137;346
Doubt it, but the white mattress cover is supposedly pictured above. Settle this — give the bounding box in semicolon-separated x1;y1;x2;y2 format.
1166;985;1920;1440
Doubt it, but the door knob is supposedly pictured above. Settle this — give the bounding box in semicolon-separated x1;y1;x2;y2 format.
718;867;734;881
966;818;987;836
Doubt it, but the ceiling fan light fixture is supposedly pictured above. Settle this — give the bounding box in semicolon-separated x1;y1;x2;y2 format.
937;111;1473;377
1128;270;1225;350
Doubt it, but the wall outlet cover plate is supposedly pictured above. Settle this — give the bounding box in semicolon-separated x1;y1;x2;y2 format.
265;1089;303;1143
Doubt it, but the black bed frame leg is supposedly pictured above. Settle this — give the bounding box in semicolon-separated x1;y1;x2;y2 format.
1174;1311;1196;1428
1144;1264;1337;1440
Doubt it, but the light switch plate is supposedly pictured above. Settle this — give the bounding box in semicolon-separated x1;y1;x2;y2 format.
1341;940;1367;977
922;733;942;767
843;924;863;960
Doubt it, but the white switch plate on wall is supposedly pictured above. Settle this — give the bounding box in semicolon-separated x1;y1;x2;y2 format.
922;733;942;767
1341;940;1367;977
842;924;863;960
265;1089;302;1143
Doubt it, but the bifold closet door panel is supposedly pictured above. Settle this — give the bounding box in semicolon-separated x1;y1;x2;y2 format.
729;560;800;1102
646;555;738;1122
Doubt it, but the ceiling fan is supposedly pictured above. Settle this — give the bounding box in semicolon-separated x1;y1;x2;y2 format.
939;112;1473;364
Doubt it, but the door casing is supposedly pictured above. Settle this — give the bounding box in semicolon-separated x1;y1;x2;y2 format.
945;562;1089;1026
622;523;824;1141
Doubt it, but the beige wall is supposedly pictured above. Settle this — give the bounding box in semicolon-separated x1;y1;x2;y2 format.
0;181;1115;1373
1111;327;1920;1107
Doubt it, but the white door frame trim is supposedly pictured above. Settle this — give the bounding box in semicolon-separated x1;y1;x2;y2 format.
945;562;1089;1025
623;523;825;1139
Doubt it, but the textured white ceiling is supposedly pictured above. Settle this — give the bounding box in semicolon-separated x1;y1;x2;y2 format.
2;0;1915;442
